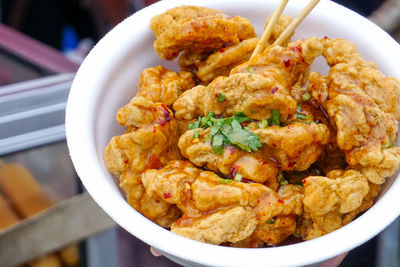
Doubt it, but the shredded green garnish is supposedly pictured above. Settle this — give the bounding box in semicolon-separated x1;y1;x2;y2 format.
271;109;280;126
302;92;311;101
258;119;270;129
277;171;288;186
189;112;262;155
193;130;199;139
234;173;243;182
248;66;255;76
267;218;276;224
220;178;232;184
216;93;226;102
386;142;397;148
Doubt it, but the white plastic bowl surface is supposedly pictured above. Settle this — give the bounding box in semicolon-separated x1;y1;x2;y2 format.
66;0;400;266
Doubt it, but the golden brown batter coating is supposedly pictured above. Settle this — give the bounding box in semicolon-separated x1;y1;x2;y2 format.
320;38;400;184
150;6;255;60
178;122;329;185
105;102;182;227
173;73;296;121
136;65;195;106
142;161;303;245
196;38;259;83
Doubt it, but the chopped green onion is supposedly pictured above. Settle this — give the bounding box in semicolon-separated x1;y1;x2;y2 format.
258;119;269;129
216;93;226;102
267;218;276;224
271;109;280;126
234;173;243;182
277;171;288;186
248;66;255;76
386;142;397;148
220;178;232;184
193;130;199;139
296;113;307;120
302;92;311;101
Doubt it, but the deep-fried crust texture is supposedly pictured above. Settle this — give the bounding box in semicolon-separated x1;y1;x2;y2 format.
136;66;195;106
105;103;182;227
321;38;400;184
300;170;370;239
141;161;303;245
178;123;329;185
150;6;255;60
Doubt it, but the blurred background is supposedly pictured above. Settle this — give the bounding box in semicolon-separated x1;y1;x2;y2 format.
0;0;399;266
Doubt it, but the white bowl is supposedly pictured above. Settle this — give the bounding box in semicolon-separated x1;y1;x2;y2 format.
66;0;400;266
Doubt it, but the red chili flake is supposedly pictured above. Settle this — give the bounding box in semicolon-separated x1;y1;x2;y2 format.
153;126;157;133
324;36;329;39
146;154;163;169
163;192;172;199
287;161;295;168
229;146;237;155
230;165;239;178
290;46;302;53
219;48;225;53
203;39;211;44
159;104;171;126
278;199;284;204
283;59;290;67
277;163;282;170
153;107;157;112
215;93;219;97
302;178;307;184
271;86;278;94
124;159;129;164
282;222;286;225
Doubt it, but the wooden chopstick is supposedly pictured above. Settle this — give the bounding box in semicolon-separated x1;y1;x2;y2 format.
249;0;289;63
273;0;321;46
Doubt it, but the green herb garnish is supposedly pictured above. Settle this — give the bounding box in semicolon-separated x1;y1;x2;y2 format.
386;142;397;148
258;119;269;129
190;112;262;155
193;130;199;139
234;173;243;182
267;218;276;224
220;178;232;184
277;171;288;186
302;92;311;101
296;104;312;121
216;93;226;102
248;66;255;76
271;109;280;126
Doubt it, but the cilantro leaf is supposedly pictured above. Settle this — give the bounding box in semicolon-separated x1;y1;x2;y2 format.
271;109;280;126
216;93;226;102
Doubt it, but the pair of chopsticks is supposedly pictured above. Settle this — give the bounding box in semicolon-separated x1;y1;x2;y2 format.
249;0;320;62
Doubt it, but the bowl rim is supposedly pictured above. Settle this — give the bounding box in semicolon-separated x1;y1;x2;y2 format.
66;0;400;266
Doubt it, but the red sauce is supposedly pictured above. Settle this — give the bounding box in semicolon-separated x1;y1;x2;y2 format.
230;165;239;178
146;154;163;170
283;59;290;68
271;86;279;94
163;192;172;199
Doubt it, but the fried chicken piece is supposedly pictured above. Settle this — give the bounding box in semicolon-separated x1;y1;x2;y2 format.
300;170;370;239
181;15;293;84
141;161;303;245
231;37;323;87
173;73;297;121
178;122;329;185
319;38;400;184
136;65;195;106
150;6;255;60
196;38;259;83
322;38;400;120
105;104;182;227
173;38;323;121
178;51;211;73
233;215;297;247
